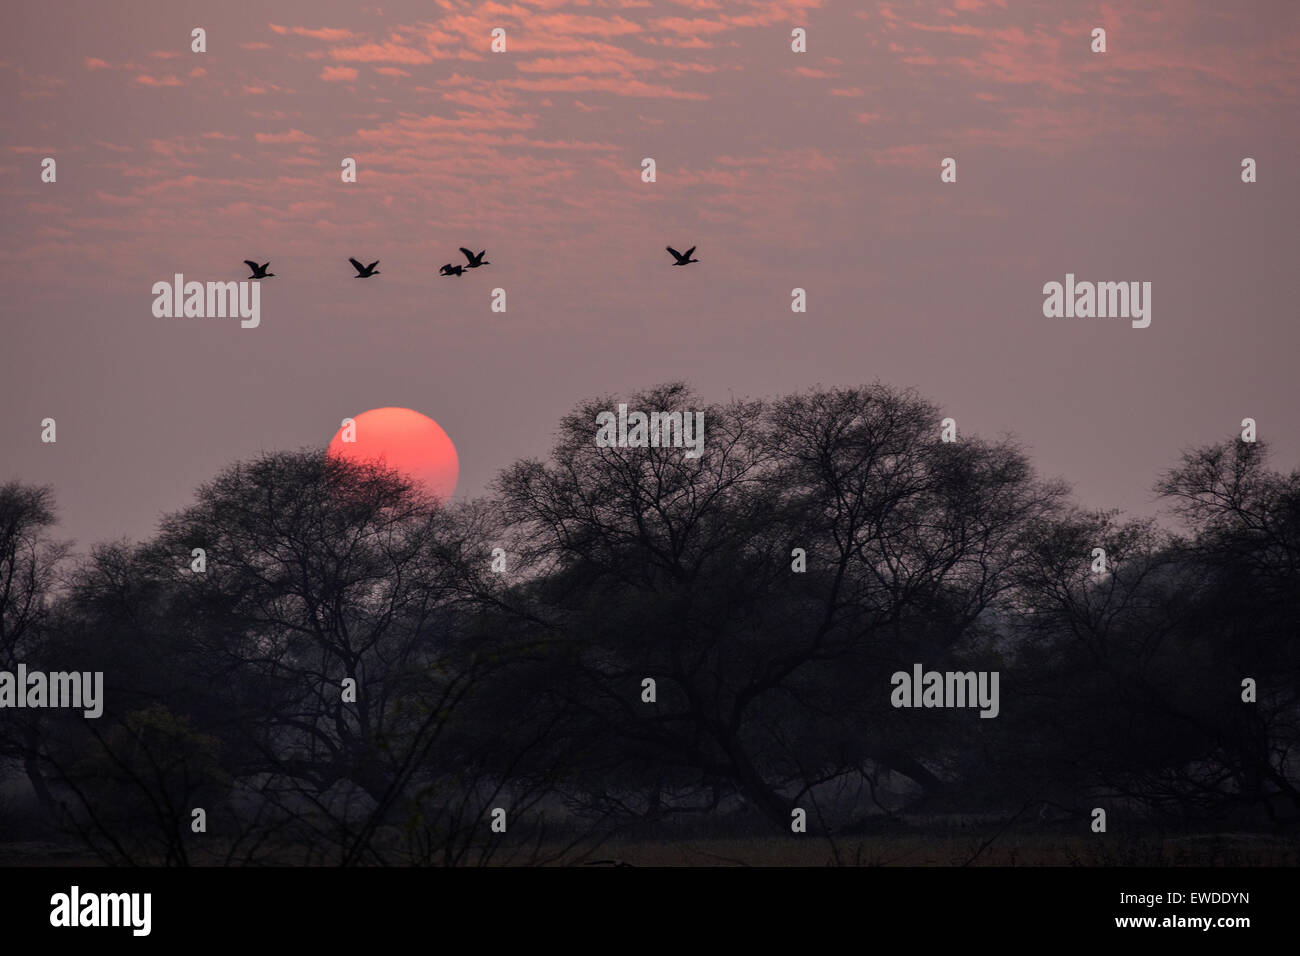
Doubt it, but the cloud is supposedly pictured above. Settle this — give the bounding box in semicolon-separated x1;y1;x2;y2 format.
133;74;182;87
254;129;317;144
269;24;356;41
330;42;433;65
517;53;661;74
355;110;537;147
442;89;518;109
95;191;140;206
320;66;359;82
640;34;714;48
508;75;709;100
651;17;731;35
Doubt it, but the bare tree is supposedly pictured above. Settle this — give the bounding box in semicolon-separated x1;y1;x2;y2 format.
494;383;1068;831
0;482;71;821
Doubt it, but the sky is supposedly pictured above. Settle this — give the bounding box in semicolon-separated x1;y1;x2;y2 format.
2;0;1298;551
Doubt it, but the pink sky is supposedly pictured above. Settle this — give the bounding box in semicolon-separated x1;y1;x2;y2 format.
2;0;1298;548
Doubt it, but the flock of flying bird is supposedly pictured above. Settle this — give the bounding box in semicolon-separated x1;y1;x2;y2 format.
241;245;699;280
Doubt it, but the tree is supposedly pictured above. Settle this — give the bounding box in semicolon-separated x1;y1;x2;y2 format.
494;383;1068;831
0;482;70;821
1156;439;1300;823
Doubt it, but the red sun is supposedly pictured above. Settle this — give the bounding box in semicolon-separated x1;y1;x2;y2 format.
327;407;459;502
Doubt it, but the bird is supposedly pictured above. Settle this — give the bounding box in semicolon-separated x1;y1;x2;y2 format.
459;248;490;269
666;245;699;266
349;258;380;278
243;260;275;279
439;263;465;277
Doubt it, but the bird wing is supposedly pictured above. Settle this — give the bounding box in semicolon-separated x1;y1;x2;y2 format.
683;246;696;259
459;247;475;263
349;258;365;272
244;260;260;272
261;262;271;270
366;261;379;271
666;246;683;261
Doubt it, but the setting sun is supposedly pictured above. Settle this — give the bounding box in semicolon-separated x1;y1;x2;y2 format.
327;407;459;502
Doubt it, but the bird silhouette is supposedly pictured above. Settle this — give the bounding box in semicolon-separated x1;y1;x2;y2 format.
439;263;465;277
459;248;490;269
243;260;275;279
666;245;698;266
349;258;380;278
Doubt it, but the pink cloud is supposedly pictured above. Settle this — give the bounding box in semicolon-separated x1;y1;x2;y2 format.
269;24;355;41
355;110;537;147
330;42;432;65
517;53;660;74
320;66;359;82
652;17;731;35
508;75;708;100
442;89;517;109
640;35;714;49
95;191;140;206
254;129;317;144
512;14;643;41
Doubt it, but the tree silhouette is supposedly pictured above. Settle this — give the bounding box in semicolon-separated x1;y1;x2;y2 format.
4;391;1298;864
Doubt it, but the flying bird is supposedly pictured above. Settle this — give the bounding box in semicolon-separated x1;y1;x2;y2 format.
244;260;275;279
349;258;380;278
459;248;490;269
440;263;465;277
666;245;698;266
